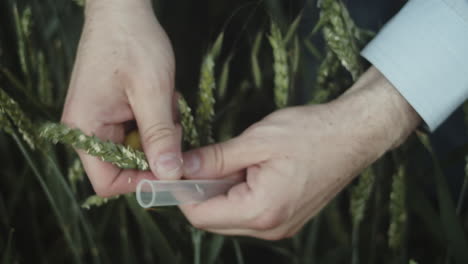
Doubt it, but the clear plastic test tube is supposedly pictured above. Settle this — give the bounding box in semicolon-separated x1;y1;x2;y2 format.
136;179;237;208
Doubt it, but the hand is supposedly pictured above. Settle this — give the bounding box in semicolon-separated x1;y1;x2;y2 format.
61;0;183;197
180;67;421;240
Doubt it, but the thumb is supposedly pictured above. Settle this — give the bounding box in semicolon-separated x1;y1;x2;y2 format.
129;83;183;180
182;135;268;179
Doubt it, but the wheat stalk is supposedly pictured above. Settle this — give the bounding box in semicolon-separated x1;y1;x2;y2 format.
39;122;149;170
268;23;289;108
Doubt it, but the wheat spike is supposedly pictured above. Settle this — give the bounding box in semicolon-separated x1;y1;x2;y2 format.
388;164;407;250
309;48;340;104
350;167;375;227
318;0;364;80
13;5;31;79
196;33;223;145
68;158;85;193
268;22;289;108
0;110;13;134
179;96;200;148
40;122;149;170
81;195;119;210
0;88;37;149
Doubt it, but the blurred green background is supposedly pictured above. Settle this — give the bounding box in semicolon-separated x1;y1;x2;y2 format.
2;0;468;263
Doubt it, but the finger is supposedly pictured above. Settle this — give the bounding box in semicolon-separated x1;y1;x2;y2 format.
128;74;183;180
205;228;291;241
172;91;181;123
79;151;157;196
180;181;257;229
182;135;268;179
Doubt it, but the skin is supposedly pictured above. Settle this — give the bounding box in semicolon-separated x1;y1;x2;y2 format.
180;67;421;240
61;0;183;197
63;0;421;239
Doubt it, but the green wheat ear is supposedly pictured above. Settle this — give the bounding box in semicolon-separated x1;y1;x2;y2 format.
350;166;375;227
196;33;224;145
388;164;407;250
251;31;263;90
0;88;37;149
68;158;85;194
39;122;149;170
178;96;200;148
81;195;120;210
268;22;289;109
316;0;366;80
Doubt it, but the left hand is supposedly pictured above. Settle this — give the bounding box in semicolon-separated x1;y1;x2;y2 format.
179;67;420;240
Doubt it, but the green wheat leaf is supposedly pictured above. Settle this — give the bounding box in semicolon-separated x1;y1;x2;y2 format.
284;13;303;46
217;54;233;101
251;31;263;90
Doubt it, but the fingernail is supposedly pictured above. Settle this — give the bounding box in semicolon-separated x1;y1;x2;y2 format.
184;153;200;175
154;153;183;179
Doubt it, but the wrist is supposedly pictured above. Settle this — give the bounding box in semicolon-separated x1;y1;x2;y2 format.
331;66;421;160
85;0;153;18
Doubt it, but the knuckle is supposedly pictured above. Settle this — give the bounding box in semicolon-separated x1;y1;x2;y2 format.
141;123;175;146
125;67;174;97
211;144;225;175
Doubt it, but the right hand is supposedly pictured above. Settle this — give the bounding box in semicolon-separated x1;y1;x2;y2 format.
61;0;183;197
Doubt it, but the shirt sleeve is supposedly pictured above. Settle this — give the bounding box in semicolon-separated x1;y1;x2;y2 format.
361;0;468;131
